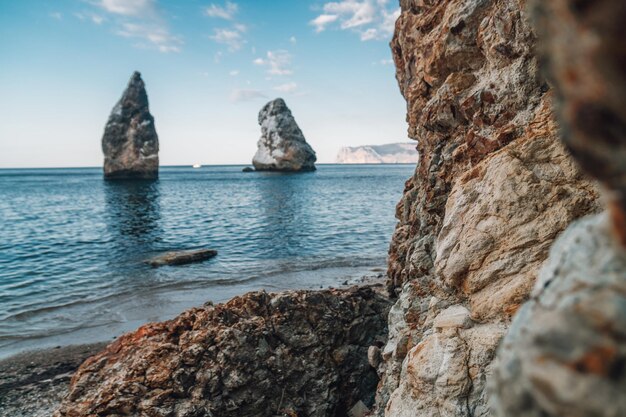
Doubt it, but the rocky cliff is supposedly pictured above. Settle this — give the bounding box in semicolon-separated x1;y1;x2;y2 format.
55;287;391;417
336;143;418;164
490;0;626;415
252;98;316;172
102;71;159;179
376;0;601;415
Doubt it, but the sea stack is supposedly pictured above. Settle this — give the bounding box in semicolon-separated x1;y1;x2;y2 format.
252;98;316;171
101;71;159;179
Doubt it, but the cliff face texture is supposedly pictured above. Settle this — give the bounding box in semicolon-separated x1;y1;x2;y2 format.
102;71;159;179
55;287;391;417
377;0;601;415
490;1;626;416
252;98;317;172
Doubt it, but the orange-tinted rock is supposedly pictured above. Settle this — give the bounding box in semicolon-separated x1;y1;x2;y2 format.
55;287;391;417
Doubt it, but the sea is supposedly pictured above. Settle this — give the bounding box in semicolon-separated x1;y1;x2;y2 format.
0;164;414;358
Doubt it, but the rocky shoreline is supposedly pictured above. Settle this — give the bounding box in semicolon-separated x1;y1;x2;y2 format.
0;342;107;417
0;278;388;417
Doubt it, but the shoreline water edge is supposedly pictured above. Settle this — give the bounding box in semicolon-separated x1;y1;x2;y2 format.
0;276;387;417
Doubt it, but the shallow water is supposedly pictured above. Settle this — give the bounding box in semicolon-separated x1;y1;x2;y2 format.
0;164;413;357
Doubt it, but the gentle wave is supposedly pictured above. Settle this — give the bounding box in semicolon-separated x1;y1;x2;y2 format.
0;164;412;356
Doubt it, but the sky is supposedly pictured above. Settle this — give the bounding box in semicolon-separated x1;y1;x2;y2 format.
0;0;408;168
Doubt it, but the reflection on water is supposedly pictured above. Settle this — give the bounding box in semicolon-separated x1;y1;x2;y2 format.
255;172;317;257
104;179;162;250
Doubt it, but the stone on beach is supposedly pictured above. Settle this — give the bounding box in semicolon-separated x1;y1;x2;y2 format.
252;98;316;172
102;71;159;180
146;248;217;267
55;286;391;417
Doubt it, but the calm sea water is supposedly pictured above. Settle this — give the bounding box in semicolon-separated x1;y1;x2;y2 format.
0;164;413;357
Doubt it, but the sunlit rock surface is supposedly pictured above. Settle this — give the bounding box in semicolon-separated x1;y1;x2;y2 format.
490;214;626;417
101;71;159;179
376;0;600;415
490;0;626;415
252;98;316;172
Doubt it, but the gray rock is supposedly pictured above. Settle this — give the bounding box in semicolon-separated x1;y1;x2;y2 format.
490;213;626;417
367;345;382;369
252;98;316;172
242;167;254;172
348;400;370;417
146;249;217;267
102;71;159;179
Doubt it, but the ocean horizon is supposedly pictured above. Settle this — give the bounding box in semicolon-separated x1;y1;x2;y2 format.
0;162;417;171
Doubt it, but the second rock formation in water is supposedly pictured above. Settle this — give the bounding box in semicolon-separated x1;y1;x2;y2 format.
252;98;316;172
102;71;159;179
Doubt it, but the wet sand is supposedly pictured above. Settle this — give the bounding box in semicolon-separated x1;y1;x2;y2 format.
0;342;108;417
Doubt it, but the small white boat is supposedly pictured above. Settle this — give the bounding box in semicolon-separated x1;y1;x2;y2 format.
192;164;202;169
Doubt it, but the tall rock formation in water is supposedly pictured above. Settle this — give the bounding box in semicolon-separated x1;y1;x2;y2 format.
252;98;316;171
102;71;159;179
375;1;602;415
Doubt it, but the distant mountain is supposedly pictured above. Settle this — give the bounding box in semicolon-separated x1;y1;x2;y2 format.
335;143;418;164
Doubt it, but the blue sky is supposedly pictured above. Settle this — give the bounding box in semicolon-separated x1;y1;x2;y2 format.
0;0;407;167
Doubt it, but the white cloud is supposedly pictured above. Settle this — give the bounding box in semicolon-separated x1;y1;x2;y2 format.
96;0;154;16
311;0;399;41
379;58;393;65
205;5;246;52
229;69;240;76
289;36;297;44
205;2;238;20
310;14;338;32
117;22;183;53
230;89;266;102
50;12;62;20
74;12;105;25
87;0;181;53
360;28;377;40
380;7;400;36
273;82;298;93
253;50;293;76
210;28;245;51
324;0;375;29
